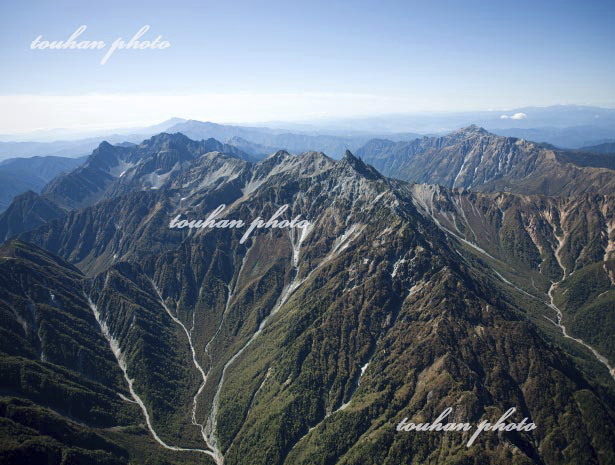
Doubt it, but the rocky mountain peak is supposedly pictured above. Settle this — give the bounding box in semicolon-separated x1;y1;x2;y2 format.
12;190;39;201
97;140;114;150
86;140;128;172
141;132;193;150
337;149;382;181
453;124;490;137
91;139;118;157
268;149;292;161
4;126;615;465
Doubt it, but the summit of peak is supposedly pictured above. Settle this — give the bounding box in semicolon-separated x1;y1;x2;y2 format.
454;125;490;136
263;149;292;163
342;150;365;166
273;149;292;158
89;140;121;164
337;150;382;181
143;132;192;147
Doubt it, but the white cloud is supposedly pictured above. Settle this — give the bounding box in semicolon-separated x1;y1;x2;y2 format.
500;112;527;120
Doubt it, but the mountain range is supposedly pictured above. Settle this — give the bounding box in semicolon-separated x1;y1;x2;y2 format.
2;106;613;165
1;127;614;465
356;126;615;195
0;119;420;163
0;155;87;212
290;105;615;147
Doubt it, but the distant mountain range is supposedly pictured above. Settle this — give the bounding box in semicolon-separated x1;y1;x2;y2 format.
3;126;615;241
41;133;255;211
1;126;614;464
490;125;615;149
160;119;423;158
0;118;421;162
293;105;615;146
356;125;615;195
581;142;615;154
2;106;613;165
0;118;186;160
0;155;87;211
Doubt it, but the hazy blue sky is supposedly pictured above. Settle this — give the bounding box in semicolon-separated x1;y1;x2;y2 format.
0;0;613;131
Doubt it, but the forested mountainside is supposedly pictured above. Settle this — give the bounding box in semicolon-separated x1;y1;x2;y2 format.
0;138;613;464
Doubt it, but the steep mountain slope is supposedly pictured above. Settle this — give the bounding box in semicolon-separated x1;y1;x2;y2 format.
0;191;66;243
407;185;615;381
0;241;210;465
356;126;615;195
41;133;254;211
10;149;615;464
19;150;334;276
0;135;255;243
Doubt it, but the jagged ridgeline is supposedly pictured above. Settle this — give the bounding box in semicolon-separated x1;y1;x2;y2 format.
356;125;615;195
1;130;615;465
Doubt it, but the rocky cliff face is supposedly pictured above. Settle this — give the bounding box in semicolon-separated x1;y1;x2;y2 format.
3;140;614;464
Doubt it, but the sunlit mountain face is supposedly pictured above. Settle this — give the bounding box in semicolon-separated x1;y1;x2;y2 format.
1;128;614;465
356;126;615;195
